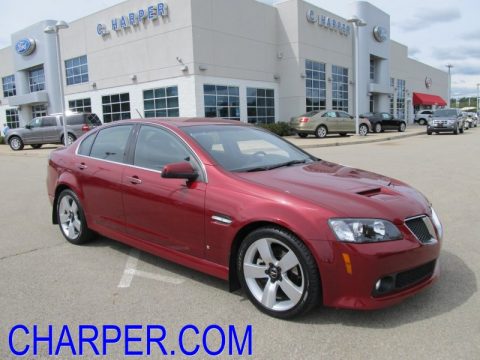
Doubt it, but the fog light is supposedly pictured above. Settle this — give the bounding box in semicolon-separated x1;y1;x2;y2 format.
374;276;395;295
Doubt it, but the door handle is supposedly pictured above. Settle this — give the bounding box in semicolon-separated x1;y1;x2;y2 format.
78;163;88;170
127;176;142;185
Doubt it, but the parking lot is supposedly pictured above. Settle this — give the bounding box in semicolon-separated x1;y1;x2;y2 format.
0;129;479;359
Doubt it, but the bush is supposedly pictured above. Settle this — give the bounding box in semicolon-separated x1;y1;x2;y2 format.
256;122;293;136
0;136;4;145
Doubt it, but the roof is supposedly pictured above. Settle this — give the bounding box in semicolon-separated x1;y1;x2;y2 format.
412;93;447;106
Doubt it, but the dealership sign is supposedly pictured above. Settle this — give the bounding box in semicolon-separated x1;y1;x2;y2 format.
97;3;169;36
15;38;36;56
306;10;350;36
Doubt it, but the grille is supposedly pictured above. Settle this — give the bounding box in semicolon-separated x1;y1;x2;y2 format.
395;260;436;289
405;216;436;244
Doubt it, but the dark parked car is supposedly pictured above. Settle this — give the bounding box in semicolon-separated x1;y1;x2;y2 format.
6;112;102;150
47;118;442;318
360;112;407;133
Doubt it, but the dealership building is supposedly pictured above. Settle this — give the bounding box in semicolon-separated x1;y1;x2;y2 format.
0;0;448;129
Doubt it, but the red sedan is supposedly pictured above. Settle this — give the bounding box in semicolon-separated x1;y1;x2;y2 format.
47;118;442;318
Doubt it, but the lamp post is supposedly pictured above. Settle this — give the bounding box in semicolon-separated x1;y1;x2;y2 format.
44;21;69;145
347;17;367;135
476;83;479;112
446;64;453;108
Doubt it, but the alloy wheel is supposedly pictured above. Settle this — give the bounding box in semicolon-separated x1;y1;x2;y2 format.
58;194;82;241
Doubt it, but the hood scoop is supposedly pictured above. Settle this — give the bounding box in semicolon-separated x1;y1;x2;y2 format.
357;188;383;197
356;186;396;201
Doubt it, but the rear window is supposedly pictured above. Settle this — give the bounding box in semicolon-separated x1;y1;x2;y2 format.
86;114;102;126
65;115;84;125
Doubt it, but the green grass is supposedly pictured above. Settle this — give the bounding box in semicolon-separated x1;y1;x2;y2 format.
256;122;293;136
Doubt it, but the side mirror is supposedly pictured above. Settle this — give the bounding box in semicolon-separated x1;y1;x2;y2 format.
25;124;31;129
161;162;198;181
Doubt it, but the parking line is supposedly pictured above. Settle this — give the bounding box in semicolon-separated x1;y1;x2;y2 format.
117;248;185;288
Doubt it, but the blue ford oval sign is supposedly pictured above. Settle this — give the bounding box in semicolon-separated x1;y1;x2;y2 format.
15;38;36;56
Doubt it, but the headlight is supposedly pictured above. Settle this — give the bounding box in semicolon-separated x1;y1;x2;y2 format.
430;207;443;240
328;219;402;243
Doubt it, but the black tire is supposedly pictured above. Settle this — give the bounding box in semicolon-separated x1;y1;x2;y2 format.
459;126;464;134
56;189;95;245
359;124;368;136
374;123;382;133
298;133;308;138
237;226;321;319
398;123;406;132
315;125;328;138
427;131;432;135
31;144;43;149
61;133;77;145
8;136;24;151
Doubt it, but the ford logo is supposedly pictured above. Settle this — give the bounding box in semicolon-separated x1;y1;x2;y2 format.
15;38;36;56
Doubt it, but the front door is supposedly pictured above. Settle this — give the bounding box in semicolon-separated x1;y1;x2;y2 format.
122;125;206;258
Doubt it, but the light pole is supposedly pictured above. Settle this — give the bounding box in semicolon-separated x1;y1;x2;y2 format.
446;64;453;108
476;83;479;112
347;17;367;135
44;21;69;145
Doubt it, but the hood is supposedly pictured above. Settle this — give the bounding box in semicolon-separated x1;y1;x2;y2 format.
236;160;430;223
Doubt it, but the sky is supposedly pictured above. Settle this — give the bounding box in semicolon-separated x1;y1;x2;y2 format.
1;0;478;98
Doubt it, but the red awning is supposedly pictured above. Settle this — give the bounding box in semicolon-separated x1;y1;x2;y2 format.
412;92;447;106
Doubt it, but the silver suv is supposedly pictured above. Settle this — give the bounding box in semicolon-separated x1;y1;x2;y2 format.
427;109;465;135
6;113;102;150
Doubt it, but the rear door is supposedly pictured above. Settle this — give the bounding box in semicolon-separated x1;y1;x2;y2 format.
41;116;61;143
336;111;354;132
321;110;340;132
74;124;134;234
381;112;397;129
122;125;206;258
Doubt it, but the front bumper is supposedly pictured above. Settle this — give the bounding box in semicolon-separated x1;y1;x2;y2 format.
314;223;441;310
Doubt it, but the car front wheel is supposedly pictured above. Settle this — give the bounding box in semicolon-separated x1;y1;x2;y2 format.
57;189;94;245
315;125;328;138
399;123;406;132
359;124;368;136
238;227;320;319
9;136;24;151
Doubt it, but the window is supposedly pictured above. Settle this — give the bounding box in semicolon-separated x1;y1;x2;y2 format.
65;55;89;85
41;117;57;127
89;125;133;162
102;93;131;123
203;85;240;120
396;79;406;118
370;95;374;112
32;104;47;118
305;60;326;112
370;57;375;81
69;98;91;113
246;88;275;124
2;75;16;97
29;67;45;92
134;125;197;172
143;86;179;118
390;78;395;114
78;133;96;156
5;109;19;129
332;65;349;112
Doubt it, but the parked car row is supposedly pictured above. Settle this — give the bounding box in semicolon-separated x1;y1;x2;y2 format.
289;110;406;138
426;108;478;135
5;112;102;151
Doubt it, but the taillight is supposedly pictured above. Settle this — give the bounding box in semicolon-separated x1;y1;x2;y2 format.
299;117;310;123
81;124;90;132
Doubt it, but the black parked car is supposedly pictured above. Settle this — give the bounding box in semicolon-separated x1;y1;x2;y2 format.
360;112;407;133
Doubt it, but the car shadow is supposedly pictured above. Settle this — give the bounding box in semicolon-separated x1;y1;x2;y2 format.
86;238;475;327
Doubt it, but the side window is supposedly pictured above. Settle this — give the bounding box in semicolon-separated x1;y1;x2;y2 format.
90;125;133;163
382;113;390;120
41;117;57;127
322;111;336;118
337;111;350;118
133;126;196;172
29;118;42;128
66;115;84;125
78;133;96;156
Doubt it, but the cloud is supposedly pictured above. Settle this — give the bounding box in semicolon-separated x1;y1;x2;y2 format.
451;64;480;76
396;7;461;32
432;47;480;61
460;29;480;40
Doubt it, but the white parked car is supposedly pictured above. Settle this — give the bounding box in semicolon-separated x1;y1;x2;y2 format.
414;110;433;125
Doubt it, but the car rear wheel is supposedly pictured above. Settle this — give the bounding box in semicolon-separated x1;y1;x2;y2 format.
359;124;368;136
418;119;427;125
298;133;308;138
427;131;432;135
399;123;406;132
238;227;320;319
31;144;42;149
8;136;24;151
315;125;328;138
374;123;382;133
61;133;77;145
57;189;94;245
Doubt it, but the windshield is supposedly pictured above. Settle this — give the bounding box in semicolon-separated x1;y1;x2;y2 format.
433;109;457;117
182;125;315;172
